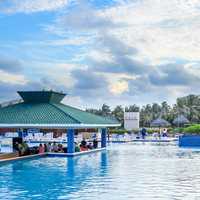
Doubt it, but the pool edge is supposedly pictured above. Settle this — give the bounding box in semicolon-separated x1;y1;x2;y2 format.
0;148;106;164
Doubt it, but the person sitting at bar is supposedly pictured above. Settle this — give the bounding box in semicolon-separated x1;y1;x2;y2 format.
48;142;53;152
52;142;58;152
87;143;93;150
93;138;98;149
45;142;51;152
75;142;80;152
80;139;88;151
81;140;87;147
80;144;88;151
58;144;64;153
44;143;48;152
22;141;29;155
13;141;19;152
38;144;45;154
17;142;24;156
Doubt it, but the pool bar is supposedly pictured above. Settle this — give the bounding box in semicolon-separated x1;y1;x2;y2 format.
0;91;120;159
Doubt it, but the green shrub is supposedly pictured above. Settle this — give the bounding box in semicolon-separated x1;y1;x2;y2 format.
146;129;154;134
131;129;140;133
109;129;127;134
146;128;159;134
173;127;184;133
184;124;200;134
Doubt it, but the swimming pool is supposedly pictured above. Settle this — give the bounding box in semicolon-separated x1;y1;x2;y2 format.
1;143;200;200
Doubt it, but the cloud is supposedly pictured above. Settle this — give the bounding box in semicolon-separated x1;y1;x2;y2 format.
58;1;121;32
0;79;45;102
149;63;200;86
0;0;69;13
1;0;200;107
0;70;28;85
71;69;108;91
0;57;23;73
99;34;138;56
86;34;149;76
109;80;129;95
53;1;200;103
89;55;148;75
102;0;200;63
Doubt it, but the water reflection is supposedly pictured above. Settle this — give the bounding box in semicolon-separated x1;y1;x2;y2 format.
1;144;200;200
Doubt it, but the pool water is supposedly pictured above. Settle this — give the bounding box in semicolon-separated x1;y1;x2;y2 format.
1;143;200;200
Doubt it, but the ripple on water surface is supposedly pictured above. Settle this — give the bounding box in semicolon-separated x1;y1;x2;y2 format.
1;143;200;200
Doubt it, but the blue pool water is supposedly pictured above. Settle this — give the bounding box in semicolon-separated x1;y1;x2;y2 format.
1;143;200;200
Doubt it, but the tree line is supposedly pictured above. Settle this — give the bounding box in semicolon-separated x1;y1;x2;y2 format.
86;94;200;127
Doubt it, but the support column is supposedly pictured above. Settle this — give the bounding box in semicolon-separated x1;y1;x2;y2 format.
18;129;23;138
101;128;107;148
67;128;75;153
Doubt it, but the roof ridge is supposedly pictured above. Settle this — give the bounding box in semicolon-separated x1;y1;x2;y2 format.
50;103;81;124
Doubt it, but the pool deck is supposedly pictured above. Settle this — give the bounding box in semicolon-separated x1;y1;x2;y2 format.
0;153;46;164
0;148;106;164
131;138;178;142
107;138;178;143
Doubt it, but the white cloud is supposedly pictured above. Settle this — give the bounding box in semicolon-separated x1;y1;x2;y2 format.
44;0;200;106
100;0;200;63
109;80;129;95
0;70;28;85
27;61;81;89
185;63;200;78
1;0;69;13
1;0;200;107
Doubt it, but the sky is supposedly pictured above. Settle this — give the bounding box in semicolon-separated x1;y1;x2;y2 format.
0;0;200;109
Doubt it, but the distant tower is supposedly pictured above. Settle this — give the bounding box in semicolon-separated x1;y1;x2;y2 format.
124;112;140;130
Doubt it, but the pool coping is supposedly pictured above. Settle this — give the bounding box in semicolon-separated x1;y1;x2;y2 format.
131;139;178;142
0;153;46;164
0;148;106;164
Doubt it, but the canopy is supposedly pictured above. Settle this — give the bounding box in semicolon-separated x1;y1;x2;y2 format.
173;115;189;125
150;118;171;127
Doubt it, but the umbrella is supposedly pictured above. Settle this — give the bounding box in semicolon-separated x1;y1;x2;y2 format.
150;118;171;127
173;115;189;126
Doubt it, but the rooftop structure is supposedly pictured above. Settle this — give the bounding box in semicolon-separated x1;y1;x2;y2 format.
0;91;120;154
0;91;120;129
150;117;171;127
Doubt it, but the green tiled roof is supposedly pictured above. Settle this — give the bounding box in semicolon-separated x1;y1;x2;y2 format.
0;91;120;128
54;103;117;125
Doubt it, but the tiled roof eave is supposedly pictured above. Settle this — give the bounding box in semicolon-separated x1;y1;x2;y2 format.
0;123;121;129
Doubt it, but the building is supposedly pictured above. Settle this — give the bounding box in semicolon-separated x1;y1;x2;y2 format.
0;91;120;154
124;112;140;131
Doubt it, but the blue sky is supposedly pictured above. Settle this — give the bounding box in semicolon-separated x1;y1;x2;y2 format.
0;0;200;109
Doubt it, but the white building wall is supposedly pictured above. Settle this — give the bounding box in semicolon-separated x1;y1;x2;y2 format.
124;112;140;130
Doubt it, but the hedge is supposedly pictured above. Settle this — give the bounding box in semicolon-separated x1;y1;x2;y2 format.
109;129;128;134
183;124;200;134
